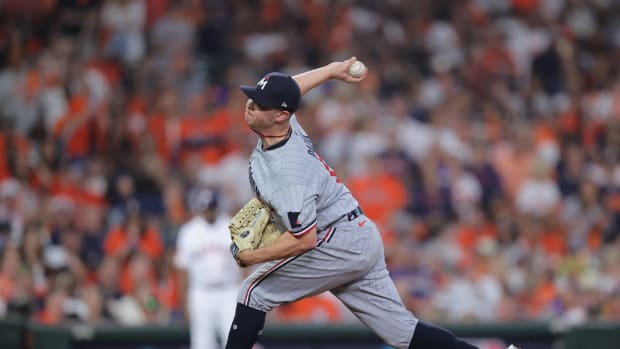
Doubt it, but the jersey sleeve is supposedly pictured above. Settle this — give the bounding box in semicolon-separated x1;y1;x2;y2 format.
270;185;317;237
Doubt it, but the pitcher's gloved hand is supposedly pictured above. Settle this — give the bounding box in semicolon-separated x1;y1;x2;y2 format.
229;198;283;266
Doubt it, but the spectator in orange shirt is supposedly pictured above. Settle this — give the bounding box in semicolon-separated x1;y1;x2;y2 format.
178;91;232;168
103;200;163;295
454;208;498;253
146;88;183;167
103;200;164;262
347;153;408;228
52;93;108;163
347;153;408;249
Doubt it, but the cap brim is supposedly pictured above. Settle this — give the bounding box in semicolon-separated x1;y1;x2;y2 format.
239;85;278;109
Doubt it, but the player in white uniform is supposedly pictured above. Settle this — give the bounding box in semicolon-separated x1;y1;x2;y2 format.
174;188;242;349
224;58;515;349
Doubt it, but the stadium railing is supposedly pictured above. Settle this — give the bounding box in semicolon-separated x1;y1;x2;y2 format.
1;316;618;349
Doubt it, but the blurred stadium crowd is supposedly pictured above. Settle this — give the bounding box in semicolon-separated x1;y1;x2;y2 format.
0;0;619;329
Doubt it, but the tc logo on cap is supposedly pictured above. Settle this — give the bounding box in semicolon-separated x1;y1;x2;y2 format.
239;72;301;113
257;77;269;90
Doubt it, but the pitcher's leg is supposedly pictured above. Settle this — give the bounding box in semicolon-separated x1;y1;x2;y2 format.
332;267;417;349
409;322;478;349
224;303;266;349
237;251;367;311
333;266;478;349
226;247;370;349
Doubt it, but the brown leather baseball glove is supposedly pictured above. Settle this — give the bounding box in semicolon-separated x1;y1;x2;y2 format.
229;198;283;265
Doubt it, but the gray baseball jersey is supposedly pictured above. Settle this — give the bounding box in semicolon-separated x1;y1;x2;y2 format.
240;115;418;349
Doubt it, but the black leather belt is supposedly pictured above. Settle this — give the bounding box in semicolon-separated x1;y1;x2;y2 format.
346;206;364;221
320;206;365;233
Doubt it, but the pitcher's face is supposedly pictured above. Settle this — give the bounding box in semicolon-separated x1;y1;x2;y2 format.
244;99;280;129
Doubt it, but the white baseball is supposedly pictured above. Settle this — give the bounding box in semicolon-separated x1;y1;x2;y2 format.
348;61;366;77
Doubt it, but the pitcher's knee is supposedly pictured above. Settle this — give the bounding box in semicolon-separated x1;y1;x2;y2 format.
381;324;416;349
386;335;414;349
236;281;275;312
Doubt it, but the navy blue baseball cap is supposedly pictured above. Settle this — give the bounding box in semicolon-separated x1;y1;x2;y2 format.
191;188;219;212
239;72;301;113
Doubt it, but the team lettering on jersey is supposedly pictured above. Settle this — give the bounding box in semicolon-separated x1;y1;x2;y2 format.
192;244;230;260
248;163;260;197
301;132;341;182
300;133;316;157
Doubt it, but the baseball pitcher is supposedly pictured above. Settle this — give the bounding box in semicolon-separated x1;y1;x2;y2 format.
224;57;518;349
